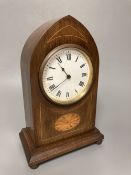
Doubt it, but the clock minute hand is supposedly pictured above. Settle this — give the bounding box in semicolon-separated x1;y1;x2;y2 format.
52;78;67;91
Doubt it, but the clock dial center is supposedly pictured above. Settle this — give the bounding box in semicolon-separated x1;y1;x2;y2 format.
67;74;71;79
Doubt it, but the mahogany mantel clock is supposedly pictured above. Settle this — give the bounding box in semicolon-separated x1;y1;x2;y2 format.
19;15;104;168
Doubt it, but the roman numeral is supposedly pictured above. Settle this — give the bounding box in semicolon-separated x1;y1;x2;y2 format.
82;73;87;77
56;57;62;63
49;84;55;91
47;76;53;80
80;63;85;68
75;56;79;62
75;89;78;93
66;54;71;60
49;66;56;69
79;81;84;87
66;92;69;98
56;90;61;97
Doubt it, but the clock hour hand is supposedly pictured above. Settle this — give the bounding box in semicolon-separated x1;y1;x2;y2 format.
58;63;71;79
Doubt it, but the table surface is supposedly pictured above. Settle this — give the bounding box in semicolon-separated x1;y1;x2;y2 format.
0;0;131;174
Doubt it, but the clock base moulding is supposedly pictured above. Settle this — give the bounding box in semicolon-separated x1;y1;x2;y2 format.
19;127;104;169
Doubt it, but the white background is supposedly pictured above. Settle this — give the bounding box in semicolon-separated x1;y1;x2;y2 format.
0;0;131;174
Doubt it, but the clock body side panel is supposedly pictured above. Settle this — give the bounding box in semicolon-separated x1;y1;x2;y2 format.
20;19;59;132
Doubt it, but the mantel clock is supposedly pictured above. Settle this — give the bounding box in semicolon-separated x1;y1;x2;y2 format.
19;15;104;168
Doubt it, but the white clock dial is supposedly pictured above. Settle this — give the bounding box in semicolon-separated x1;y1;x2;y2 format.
40;45;93;105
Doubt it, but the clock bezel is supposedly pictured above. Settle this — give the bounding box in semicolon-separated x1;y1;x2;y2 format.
39;44;93;105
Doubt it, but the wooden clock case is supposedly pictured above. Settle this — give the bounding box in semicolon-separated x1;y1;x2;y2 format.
19;15;104;168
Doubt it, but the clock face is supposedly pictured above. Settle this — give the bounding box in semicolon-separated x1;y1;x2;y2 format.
40;44;93;105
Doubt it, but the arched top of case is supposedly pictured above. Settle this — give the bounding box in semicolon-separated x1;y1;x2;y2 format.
21;15;99;72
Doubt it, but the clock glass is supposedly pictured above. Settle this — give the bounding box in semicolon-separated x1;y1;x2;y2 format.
39;44;93;105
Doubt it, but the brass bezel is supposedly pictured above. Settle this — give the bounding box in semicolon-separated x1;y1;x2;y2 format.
39;44;93;105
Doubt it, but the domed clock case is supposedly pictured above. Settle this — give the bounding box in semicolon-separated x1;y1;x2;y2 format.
19;15;104;168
